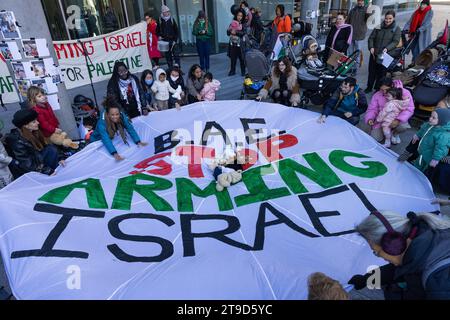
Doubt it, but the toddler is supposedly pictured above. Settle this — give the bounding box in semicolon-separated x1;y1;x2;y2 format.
151;68;179;111
200;72;221;102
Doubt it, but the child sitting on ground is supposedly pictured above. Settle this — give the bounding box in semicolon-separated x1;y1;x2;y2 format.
151;68;179;111
375;87;409;148
405;108;450;174
200;72;221;102
307;272;349;300
28;86;79;149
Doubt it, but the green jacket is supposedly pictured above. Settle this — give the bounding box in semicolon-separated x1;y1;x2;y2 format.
414;121;450;172
192;19;213;41
368;21;401;56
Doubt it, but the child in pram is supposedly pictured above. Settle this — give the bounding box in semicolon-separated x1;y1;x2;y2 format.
240;38;270;100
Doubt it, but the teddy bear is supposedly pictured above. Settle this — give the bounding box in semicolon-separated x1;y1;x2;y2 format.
216;170;242;192
50;131;79;149
208;146;245;192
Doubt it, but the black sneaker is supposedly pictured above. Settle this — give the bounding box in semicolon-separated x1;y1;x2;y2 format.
228;71;236;76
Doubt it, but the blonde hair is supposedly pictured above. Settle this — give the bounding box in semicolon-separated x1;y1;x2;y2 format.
308;272;349;300
27;86;46;107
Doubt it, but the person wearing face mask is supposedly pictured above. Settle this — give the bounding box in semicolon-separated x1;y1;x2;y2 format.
256;57;300;107
192;11;213;73
349;210;450;300
318;77;368;125
156;5;180;69
404;0;434;62
366;11;401;93
140;70;158;112
168;65;186;109
324;13;353;62
107;61;148;119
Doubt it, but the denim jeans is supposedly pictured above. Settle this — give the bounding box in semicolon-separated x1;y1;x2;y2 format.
196;39;211;71
40;145;59;170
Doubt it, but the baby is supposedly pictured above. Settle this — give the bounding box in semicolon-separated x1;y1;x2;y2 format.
228;20;242;47
375;87;409;148
200;72;221;102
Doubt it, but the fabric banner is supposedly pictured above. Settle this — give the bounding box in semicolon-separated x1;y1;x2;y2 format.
0;53;19;103
53;22;151;90
0;101;438;300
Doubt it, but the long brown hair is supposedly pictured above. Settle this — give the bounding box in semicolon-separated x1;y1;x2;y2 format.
102;96;128;145
273;57;292;78
27;86;46;107
20;127;47;151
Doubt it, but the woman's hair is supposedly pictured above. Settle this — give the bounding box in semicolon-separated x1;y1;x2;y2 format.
380;77;393;88
111;61;130;83
194;10;208;29
188;64;203;81
240;1;249;8
102;95;128;144
355;211;450;246
140;69;153;88
337;12;346;19
27;86;46;106
387;87;403;100
275;4;285;17
308;272;349;300
385;10;396;18
273;57;292;78
20;126;47;151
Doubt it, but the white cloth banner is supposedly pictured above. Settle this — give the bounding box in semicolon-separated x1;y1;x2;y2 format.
0;54;19;103
0;101;439;300
53;22;151;90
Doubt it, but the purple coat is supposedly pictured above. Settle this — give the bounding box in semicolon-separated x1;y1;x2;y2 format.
365;80;415;129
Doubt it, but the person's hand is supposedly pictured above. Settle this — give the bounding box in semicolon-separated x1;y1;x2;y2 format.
317;115;326;124
429;159;439;168
412;134;419;144
432;198;450;206
256;96;262;102
138;142;149;147
58;160;66;167
55;128;63;134
390;119;400;129
114;153;124;161
231;30;236;35
344;112;353;119
368;119;374;126
175;102;181;111
348;274;367;290
370;48;375;55
196;94;203;101
382;48;388;54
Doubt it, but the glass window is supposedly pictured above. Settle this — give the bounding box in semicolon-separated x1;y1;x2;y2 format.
125;0;162;25
235;0;294;24
42;0;69;40
58;0;126;39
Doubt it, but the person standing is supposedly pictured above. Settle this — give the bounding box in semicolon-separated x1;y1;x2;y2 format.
366;11;401;93
192;11;213;72
272;4;291;34
157;5;180;69
145;12;162;68
251;7;264;44
324;13;353;62
240;1;253;34
103;6;119;33
404;0;434;62
227;9;246;76
347;0;372;75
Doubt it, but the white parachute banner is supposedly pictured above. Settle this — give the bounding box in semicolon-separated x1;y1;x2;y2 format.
0;101;438;300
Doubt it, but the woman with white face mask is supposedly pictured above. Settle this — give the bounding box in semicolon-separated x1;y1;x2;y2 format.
168;65;186;109
256;57;300;107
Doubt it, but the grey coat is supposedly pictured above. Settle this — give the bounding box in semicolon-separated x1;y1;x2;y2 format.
347;5;371;41
186;73;206;97
368;21;401;56
404;9;433;54
0;141;13;189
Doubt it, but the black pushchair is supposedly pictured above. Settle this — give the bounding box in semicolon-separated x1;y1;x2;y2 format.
240;44;271;100
297;50;360;108
386;30;418;73
412;53;450;121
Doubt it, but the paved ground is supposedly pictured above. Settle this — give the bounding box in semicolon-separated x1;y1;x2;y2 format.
1;6;449;299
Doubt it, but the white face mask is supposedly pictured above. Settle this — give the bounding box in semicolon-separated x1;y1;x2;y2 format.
171;75;179;82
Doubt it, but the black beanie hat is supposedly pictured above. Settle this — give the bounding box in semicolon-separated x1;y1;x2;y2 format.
421;0;430;6
12;109;39;128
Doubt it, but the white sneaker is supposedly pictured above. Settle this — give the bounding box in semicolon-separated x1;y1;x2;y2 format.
391;135;401;145
383;141;392;148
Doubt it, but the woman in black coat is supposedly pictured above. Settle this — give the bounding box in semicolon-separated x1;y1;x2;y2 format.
107;61;148;119
324;13;353;61
349;210;450;299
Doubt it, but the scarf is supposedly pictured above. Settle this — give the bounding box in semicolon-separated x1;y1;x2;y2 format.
161;13;171;22
331;23;353;49
118;77;142;113
409;5;431;34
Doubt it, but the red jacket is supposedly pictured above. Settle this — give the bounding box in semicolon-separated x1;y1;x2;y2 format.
32;102;60;137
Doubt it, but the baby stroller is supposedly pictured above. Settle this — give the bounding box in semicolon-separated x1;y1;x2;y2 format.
240;39;271;100
297;50;360;108
412;53;450;121
72;95;99;140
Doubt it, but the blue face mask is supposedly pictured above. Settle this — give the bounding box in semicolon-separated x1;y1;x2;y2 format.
145;79;154;86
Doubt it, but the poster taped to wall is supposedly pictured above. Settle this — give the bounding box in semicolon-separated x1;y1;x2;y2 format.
0;11;21;40
0;42;22;60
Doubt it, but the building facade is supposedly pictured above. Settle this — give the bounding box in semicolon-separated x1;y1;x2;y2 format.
42;0;419;55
